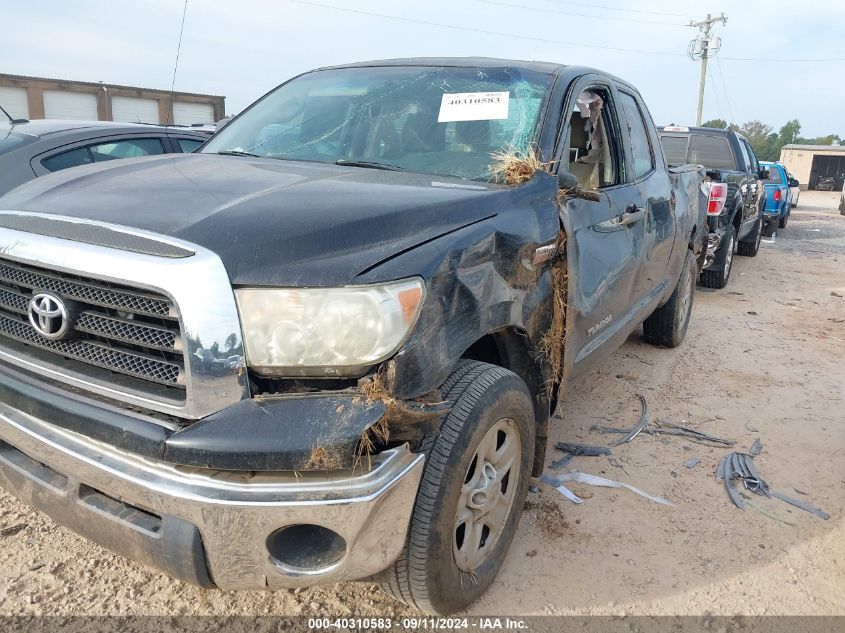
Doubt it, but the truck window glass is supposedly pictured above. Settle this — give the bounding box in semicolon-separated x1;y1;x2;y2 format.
764;165;784;184
176;138;204;153
42;146;93;172
743;140;759;172
736;138;751;171
89;138;164;162
202;66;552;182
686;136;735;170
659;135;689;166
618;91;654;179
567;88;618;189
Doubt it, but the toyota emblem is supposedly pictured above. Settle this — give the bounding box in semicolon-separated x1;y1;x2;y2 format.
28;292;70;339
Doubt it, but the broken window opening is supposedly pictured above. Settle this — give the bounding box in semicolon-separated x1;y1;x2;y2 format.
568;88;619;190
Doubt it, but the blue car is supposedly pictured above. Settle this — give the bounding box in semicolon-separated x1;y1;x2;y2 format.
760;161;793;236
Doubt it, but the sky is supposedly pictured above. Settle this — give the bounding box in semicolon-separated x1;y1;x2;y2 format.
3;0;844;137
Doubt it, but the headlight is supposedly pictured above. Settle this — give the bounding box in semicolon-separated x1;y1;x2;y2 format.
235;278;425;377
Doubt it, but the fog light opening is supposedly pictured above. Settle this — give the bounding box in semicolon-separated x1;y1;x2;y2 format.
266;524;347;572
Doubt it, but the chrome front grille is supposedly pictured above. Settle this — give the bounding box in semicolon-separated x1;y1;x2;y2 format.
0;257;185;394
0;262;172;317
0;212;249;420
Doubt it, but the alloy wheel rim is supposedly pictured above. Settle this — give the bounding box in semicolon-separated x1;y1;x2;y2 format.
453;418;521;572
725;234;734;275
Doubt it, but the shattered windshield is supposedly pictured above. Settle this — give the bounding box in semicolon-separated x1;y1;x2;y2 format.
202;66;552;181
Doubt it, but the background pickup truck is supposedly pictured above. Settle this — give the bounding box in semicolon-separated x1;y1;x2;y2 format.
659;126;768;289
760;161;798;235
0;58;705;615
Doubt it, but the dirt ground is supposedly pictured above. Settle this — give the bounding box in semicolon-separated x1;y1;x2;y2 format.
0;192;843;617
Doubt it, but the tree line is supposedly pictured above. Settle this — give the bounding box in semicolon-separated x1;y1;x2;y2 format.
700;119;842;162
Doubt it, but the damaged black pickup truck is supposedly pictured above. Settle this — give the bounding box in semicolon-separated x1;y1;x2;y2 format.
0;58;706;614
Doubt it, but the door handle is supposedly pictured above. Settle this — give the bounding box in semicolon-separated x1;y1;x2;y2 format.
619;206;644;226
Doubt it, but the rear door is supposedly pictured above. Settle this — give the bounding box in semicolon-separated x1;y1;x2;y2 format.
734;136;760;236
553;76;648;377
741;138;764;229
616;89;676;300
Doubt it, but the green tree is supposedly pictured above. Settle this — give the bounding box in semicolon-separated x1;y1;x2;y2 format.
737;121;779;160
778;119;801;146
799;133;841;145
701;118;729;129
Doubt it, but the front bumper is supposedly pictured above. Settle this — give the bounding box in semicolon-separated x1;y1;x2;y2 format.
0;398;424;590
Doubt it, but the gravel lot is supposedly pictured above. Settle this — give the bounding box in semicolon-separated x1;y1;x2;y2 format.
1;192;843;617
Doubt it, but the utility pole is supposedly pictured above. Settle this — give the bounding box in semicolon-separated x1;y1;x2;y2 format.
688;12;727;126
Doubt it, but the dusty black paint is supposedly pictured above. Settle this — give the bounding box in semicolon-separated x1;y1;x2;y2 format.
0;59;706;474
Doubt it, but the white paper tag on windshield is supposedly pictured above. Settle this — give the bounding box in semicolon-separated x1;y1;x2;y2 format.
437;92;510;123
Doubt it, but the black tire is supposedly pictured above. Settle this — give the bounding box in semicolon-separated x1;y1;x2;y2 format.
762;220;778;237
699;225;736;289
643;250;696;348
379;360;535;614
737;217;762;257
779;212;788;229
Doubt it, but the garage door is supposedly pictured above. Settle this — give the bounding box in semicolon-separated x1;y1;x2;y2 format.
0;86;29;119
172;102;214;125
43;91;98;120
112;96;160;124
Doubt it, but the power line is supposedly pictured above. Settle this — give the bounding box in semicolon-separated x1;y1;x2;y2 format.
289;0;684;57
721;55;845;62
714;56;735;123
546;0;695;19
168;0;189;125
706;63;723;123
476;0;686;27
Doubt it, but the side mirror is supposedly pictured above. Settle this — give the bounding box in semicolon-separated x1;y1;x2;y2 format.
758;169;770;180
788;178;799;188
558;171;578;190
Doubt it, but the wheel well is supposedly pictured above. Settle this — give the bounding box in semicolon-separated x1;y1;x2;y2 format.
732;203;743;233
461;329;550;476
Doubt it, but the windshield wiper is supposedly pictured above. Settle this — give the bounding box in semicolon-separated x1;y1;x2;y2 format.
216;150;259;157
335;159;405;171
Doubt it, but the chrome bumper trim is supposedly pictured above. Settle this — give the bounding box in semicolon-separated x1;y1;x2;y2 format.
0;401;424;589
0;210;249;419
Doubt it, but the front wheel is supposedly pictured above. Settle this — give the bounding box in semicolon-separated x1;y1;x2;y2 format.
379;360;534;615
643;250;696;347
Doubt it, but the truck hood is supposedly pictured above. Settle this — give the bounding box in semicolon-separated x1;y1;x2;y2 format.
0;154;504;286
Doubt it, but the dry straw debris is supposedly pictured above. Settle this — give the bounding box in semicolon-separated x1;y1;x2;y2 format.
489;146;552;185
538;232;568;386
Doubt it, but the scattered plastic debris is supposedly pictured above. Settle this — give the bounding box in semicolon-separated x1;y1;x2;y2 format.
594;419;735;447
542;471;672;506
554;442;611;456
749;438;763;456
612;394;649;446
684;458;701;469
0;524;27;538
716;452;829;519
540;475;584;503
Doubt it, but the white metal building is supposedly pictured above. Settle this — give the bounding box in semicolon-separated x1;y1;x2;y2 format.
0;74;225;125
779;143;845;191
